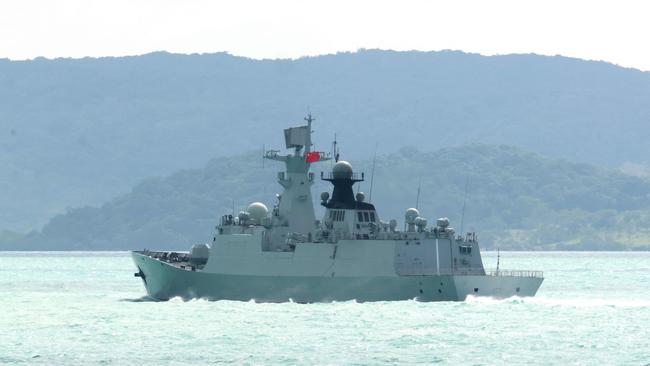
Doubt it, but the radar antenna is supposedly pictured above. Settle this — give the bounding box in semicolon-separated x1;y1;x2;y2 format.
331;133;340;164
496;248;501;275
415;177;422;209
459;175;469;235
368;143;378;202
304;113;314;153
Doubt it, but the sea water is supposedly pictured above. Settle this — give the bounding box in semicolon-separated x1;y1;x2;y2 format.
1;251;649;365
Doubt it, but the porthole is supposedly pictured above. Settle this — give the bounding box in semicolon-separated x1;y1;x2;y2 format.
474;288;479;292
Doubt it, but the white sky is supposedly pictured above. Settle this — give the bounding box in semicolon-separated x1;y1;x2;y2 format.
1;0;649;70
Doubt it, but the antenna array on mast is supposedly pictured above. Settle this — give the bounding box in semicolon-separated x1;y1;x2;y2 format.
415;177;421;209
368;143;378;203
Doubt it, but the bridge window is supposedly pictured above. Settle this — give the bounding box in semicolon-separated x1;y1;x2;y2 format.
459;245;472;255
356;211;377;222
330;210;345;221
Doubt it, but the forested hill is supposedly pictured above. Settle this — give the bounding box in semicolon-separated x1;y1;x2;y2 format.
2;50;650;233
5;144;650;251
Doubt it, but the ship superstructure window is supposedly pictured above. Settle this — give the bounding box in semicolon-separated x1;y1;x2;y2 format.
356;211;377;222
329;210;345;221
459;245;472;255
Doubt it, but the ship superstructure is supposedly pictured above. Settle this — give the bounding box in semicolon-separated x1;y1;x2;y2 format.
132;115;543;302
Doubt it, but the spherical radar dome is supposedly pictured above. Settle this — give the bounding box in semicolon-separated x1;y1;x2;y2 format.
332;160;353;179
247;202;269;221
405;208;420;224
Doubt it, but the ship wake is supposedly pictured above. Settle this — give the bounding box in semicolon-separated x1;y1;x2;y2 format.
465;295;650;308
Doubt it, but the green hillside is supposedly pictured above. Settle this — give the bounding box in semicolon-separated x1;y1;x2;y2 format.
4;144;650;251
2;50;650;232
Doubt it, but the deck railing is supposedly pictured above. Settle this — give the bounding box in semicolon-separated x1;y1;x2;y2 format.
484;269;544;278
320;171;365;181
397;267;543;278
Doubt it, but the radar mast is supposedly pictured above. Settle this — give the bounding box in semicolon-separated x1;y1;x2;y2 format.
264;114;330;234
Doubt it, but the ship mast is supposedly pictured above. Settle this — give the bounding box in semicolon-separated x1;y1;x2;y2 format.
304;113;313;153
263;114;330;234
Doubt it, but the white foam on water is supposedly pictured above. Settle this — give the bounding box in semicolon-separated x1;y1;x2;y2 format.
465;294;650;308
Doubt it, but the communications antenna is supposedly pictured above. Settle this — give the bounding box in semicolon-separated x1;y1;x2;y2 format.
331;133;340;167
415;177;421;209
368;143;378;202
459;175;469;235
496;248;501;275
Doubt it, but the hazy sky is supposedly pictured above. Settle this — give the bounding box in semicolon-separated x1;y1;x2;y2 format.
1;0;648;70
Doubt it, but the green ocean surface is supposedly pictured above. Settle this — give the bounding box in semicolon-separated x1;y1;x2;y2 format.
1;251;649;365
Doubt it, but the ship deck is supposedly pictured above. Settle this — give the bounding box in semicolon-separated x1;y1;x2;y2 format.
133;250;206;271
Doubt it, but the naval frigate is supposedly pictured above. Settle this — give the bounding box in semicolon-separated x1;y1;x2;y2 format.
132;115;543;302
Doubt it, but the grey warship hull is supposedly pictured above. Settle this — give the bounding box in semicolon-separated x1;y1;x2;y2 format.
131;115;544;302
133;251;543;302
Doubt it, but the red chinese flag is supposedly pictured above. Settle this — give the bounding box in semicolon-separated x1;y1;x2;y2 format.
305;151;320;163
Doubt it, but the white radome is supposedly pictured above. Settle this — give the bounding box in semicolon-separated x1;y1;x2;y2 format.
332;160;353;179
247;202;269;222
405;208;420;224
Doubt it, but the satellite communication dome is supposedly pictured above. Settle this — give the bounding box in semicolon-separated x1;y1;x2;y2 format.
405;208;420;224
247;202;269;221
356;192;365;202
332;160;353;179
437;217;450;228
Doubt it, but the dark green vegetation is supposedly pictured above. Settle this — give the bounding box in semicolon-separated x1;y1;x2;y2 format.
4;144;650;251
2;50;650;232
